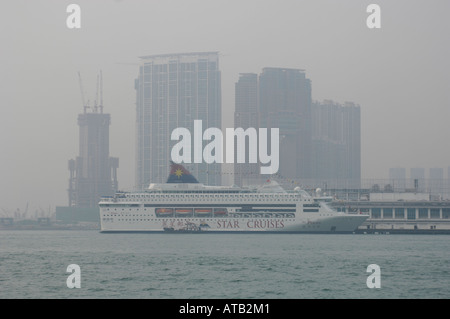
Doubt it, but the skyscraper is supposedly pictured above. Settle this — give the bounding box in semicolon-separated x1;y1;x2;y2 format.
258;67;312;181
234;68;361;189
135;52;222;189
342;102;361;188
311;100;345;184
234;73;259;186
310;100;361;189
67;104;119;208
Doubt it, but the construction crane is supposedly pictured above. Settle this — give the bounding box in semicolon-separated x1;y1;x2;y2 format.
94;73;99;113
79;70;103;114
99;70;103;114
78;71;90;113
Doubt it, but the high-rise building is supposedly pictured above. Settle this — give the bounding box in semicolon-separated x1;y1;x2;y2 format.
234;69;361;189
135;52;222;188
311;100;344;184
310;100;361;189
234;73;259;186
258;67;312;181
68;106;119;208
342;102;361;188
56;73;119;223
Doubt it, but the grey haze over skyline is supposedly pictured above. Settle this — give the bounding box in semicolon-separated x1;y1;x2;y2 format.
1;0;449;212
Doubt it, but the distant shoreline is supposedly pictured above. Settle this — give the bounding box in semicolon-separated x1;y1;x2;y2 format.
0;225;99;231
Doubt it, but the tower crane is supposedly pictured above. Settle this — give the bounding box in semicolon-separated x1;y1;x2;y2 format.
78;70;103;114
99;70;103;114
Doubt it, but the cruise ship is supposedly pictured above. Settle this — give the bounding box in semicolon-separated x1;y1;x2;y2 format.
99;163;368;233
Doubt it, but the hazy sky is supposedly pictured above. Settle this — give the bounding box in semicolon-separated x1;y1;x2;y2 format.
1;0;449;213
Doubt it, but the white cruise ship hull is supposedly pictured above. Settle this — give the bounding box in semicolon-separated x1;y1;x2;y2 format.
100;208;368;233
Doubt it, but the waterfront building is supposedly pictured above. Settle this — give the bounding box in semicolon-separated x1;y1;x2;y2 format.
330;192;450;232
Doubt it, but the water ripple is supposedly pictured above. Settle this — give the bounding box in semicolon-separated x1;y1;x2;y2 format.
0;231;449;298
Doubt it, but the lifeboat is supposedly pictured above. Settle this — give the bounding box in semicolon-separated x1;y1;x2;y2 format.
175;209;193;217
214;208;228;216
156;208;173;216
194;208;212;216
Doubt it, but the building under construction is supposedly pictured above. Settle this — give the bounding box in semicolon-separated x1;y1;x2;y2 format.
56;71;119;223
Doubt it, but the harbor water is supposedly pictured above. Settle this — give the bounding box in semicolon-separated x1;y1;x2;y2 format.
0;230;449;299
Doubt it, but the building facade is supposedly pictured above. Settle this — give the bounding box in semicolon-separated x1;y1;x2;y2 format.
135;52;222;189
258;67;312;182
310;100;361;189
233;69;361;190
330;196;450;232
233;73;260;186
68;110;119;208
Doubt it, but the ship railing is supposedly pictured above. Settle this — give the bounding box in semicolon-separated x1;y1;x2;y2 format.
99;197;116;203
